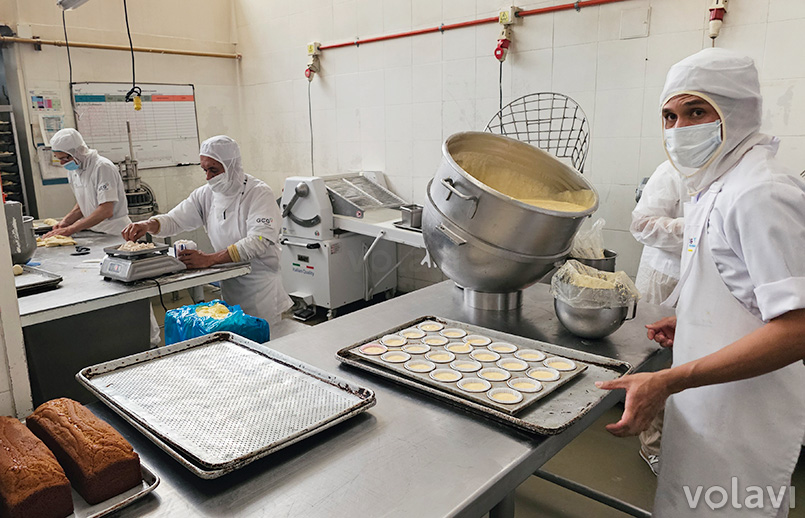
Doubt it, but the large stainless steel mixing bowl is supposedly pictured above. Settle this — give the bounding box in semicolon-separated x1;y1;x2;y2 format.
422;132;599;308
423;193;569;293
554;298;637;339
430;132;597;256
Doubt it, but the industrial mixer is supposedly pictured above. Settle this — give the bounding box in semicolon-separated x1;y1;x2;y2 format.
422;132;598;310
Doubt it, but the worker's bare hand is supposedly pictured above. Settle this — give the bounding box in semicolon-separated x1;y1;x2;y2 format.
121;222;150;241
596;372;671;437
178;249;215;269
43;226;75;238
646;316;677;348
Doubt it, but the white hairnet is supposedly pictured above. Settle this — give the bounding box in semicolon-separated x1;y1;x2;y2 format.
660;48;774;195
50;128;97;166
199;135;246;198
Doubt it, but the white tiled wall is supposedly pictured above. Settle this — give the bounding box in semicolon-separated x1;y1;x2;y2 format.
4;0;240;220
233;0;805;289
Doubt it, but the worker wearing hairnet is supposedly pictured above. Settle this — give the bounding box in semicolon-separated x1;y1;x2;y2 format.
629;161;686;475
598;48;805;517
123;135;292;325
45;128;131;237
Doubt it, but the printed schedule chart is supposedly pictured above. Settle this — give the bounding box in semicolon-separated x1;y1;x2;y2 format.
72;83;200;169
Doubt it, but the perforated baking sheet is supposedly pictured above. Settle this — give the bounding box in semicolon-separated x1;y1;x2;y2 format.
77;333;375;478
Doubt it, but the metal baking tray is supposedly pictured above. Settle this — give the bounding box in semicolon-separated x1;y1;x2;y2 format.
73;464;159;518
337;316;632;435
103;243;170;258
14;265;63;295
77;332;376;479
350;338;586;415
32;220;54;235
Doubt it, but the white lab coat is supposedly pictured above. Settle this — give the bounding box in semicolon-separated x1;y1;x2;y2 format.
50;128;131;234
654;48;805;517
631;161;686;304
152;175;292;325
67;153;131;234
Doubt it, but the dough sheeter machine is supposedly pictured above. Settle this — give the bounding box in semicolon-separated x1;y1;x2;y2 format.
100;243;186;282
279;172;429;320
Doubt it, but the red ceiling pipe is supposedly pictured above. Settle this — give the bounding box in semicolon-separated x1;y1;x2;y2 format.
318;0;630;51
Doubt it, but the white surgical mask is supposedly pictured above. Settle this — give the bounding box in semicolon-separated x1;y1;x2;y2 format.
207;172;227;193
664;120;722;169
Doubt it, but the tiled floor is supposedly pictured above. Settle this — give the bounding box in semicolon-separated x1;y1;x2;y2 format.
151;289;804;518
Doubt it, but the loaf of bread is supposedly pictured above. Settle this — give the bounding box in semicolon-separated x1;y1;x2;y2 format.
27;398;142;504
0;416;73;518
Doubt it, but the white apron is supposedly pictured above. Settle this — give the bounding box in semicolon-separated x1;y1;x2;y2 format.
656;181;805;517
206;197;291;326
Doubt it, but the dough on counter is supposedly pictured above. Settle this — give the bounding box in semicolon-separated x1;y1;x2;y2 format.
36;235;77;247
12;264;23;276
118;241;156;252
42;218;59;226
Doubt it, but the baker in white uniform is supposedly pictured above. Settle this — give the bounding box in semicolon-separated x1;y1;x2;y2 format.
122;135;292;325
629;160;686;475
46;128;131;237
599;48;805;517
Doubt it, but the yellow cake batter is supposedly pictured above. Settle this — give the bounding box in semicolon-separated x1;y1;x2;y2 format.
473;353;497;362
490;392;520;403
433;371;460;382
460;381;488;391
481;371;507;381
447;343;472;354
453;150;595;212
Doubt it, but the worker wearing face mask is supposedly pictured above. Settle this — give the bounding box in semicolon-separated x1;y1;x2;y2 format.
598;48;805;517
122;135;292;325
629;161;686;475
45;128;131;237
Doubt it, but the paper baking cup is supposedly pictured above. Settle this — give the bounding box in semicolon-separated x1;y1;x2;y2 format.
429;368;462;383
404;359;436;373
526;367;561;382
439;328;467;339
514;349;546;362
487;388;523;404
417;321;444;332
402;343;431;355
380;351;411;363
359;343;388;356
488;342;517;354
478;368;511;382
543;357;576;371
425;350;456;364
457;377;492;393
380;334;407;347
450;359;482;373
507;377;542;393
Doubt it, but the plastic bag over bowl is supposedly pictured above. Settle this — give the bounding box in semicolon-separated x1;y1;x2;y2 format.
550;260;640;310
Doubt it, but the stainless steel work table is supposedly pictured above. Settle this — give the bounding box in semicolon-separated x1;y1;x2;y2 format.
93;280;672;518
17;231;251;405
17;231;250;327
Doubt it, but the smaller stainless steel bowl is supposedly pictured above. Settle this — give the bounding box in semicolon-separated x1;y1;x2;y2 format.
554;298;637;339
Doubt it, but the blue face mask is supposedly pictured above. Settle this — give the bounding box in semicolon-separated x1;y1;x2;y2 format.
63;160;79;171
664;120;723;169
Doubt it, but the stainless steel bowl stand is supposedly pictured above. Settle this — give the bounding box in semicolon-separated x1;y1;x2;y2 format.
463;289;523;310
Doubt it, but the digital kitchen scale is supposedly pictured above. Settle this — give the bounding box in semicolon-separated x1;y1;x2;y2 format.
101;243;186;282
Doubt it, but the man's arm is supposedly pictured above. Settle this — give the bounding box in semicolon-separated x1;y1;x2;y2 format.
54;204;82;228
598;308;805;436
47;202;114;237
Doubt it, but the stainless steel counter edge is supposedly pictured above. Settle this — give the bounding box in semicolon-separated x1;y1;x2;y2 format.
19;265;250;327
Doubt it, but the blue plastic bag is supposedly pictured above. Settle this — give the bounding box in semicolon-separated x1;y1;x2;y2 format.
164;299;270;345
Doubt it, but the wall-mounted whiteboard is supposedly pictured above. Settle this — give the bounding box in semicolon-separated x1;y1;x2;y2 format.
72;82;200;169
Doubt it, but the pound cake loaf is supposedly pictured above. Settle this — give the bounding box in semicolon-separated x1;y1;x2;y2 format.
27;398;141;504
0;416;73;518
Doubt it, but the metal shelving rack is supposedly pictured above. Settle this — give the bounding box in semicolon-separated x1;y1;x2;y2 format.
0;106;30;214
